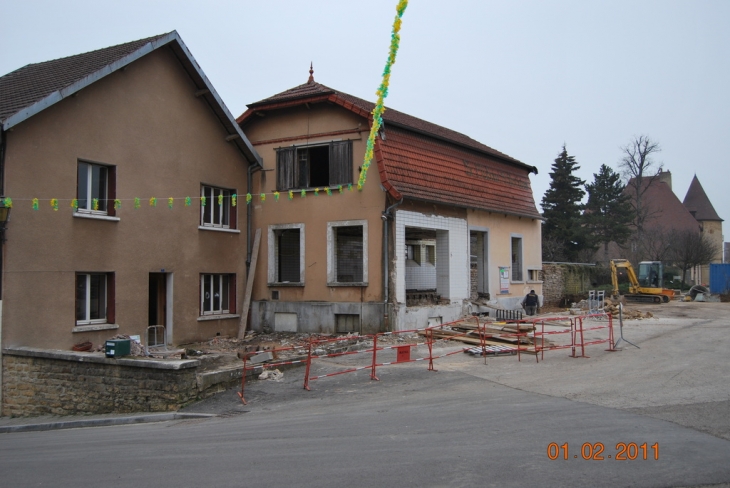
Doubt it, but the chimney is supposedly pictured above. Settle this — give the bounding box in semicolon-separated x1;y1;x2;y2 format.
657;169;672;190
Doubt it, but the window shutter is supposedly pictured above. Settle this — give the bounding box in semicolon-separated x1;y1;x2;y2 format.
107;166;116;217
329;141;352;186
276;147;296;191
106;272;115;324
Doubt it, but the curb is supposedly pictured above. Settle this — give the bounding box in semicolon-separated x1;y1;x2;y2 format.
0;412;216;434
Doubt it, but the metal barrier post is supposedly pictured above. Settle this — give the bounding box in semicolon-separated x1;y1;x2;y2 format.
614;303;639;349
427;327;437;371
370;334;380;381
303;338;313;391
606;314;616;351
237;355;248;405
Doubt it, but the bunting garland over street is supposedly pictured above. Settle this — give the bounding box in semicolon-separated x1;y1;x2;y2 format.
357;0;408;190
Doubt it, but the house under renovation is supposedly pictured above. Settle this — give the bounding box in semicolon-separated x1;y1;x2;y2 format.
237;70;543;333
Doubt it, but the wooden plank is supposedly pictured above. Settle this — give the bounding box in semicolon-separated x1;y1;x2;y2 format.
418;330;519;348
238;228;261;339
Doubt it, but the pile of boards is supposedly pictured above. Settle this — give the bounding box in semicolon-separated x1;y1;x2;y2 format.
417;319;550;354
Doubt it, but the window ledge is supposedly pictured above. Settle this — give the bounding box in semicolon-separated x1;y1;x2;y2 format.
510;281;525;284
73;212;120;222
268;282;305;287
73;323;119;333
197;314;241;322
527;280;543;284
198;226;240;234
328;282;369;287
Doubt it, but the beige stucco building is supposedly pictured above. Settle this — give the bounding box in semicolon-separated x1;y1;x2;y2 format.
238;73;543;333
0;32;261;351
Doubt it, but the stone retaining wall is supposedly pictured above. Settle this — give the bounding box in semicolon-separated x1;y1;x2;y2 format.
542;263;597;305
2;347;204;417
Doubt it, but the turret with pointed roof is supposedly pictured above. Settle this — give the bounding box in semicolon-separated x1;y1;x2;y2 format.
683;175;723;222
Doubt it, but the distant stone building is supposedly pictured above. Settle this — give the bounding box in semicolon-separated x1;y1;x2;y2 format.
683;175;724;284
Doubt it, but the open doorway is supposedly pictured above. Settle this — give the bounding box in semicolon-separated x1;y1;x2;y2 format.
148;273;172;346
405;227;440;306
470;230;489;300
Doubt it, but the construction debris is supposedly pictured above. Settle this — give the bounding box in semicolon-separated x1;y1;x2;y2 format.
603;298;654;319
258;369;284;381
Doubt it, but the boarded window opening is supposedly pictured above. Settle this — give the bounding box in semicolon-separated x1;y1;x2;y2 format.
511;237;523;281
336;226;363;283
335;314;360;333
278;229;301;283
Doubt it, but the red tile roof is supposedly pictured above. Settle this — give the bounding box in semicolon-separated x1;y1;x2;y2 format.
378;127;540;217
240;81;540;218
683;175;722;222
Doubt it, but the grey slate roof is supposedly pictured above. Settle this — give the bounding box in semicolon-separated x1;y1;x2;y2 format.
0;35;166;125
683;175;723;221
0;32;261;165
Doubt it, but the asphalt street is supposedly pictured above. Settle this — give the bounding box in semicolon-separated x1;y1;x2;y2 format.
1;301;728;487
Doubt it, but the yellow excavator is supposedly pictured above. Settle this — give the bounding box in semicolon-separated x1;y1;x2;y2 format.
610;259;675;303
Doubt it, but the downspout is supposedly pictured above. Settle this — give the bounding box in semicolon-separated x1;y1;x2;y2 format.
382;198;403;330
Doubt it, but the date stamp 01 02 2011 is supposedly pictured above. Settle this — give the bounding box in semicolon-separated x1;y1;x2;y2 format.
547;442;659;461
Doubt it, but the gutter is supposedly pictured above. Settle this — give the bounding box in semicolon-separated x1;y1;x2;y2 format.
382;197;403;330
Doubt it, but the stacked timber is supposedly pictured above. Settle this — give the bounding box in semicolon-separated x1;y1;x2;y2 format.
418;319;550;353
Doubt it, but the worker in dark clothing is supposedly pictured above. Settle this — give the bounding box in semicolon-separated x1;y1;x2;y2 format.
522;290;539;316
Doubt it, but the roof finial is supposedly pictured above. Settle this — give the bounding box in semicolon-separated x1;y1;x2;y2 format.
308;62;314;83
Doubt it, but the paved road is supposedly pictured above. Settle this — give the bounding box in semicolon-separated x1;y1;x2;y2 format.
1;300;728;487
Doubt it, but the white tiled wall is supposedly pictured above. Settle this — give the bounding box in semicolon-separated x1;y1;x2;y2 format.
394;210;469;303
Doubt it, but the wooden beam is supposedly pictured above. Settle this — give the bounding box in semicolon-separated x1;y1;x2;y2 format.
194;88;210;97
238;228;261;339
225;134;240;142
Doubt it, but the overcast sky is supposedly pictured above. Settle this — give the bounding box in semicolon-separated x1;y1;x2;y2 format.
2;0;728;229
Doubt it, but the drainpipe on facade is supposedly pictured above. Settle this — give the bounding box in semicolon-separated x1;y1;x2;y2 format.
382;198;402;331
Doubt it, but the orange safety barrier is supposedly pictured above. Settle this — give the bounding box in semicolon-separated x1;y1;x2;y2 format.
302;334;380;390
527;313;614;362
237;313;617;404
237;343;308;405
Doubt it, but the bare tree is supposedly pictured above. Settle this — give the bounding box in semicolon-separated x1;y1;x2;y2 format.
542;235;567;262
668;230;720;289
618;135;662;235
639;227;673;262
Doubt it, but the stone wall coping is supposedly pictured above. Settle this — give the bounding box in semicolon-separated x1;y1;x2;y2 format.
2;347;200;370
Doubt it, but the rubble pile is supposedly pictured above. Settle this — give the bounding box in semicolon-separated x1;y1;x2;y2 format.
603;299;653;320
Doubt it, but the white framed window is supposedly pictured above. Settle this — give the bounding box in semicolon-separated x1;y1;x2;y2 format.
268;223;305;285
76;273;113;325
200;185;236;229
511;235;523;282
200;274;235;315
77;161;115;215
327;220;368;286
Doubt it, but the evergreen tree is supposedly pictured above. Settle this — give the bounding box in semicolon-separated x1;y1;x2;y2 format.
541;145;586;261
583;164;634;263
